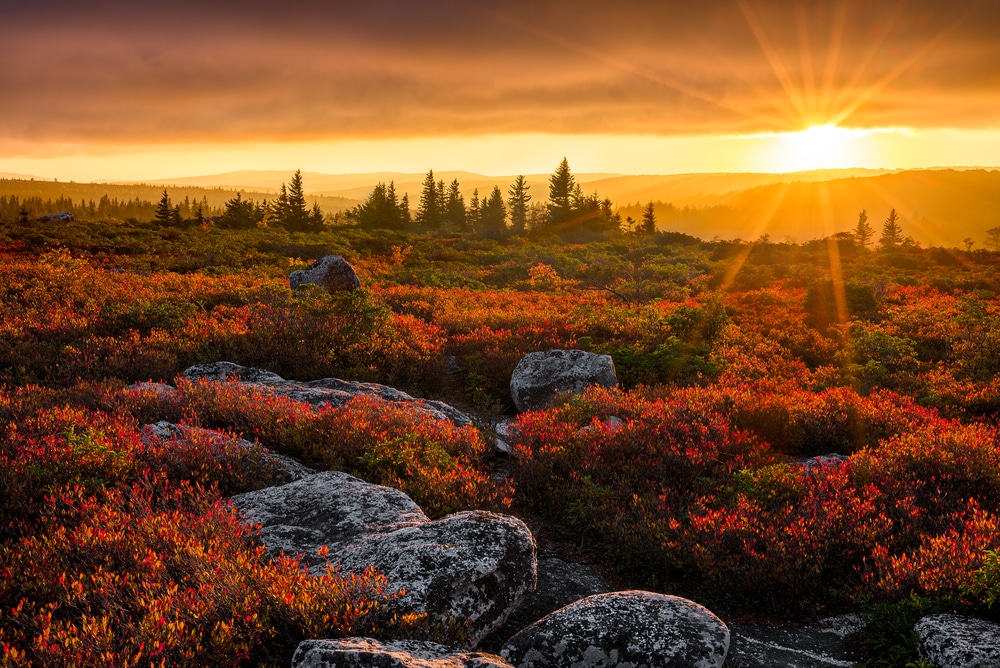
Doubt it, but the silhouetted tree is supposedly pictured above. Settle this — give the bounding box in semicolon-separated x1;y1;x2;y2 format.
479;186;507;237
217;192;259;229
879;209;903;249
444;179;466;229
507;175;531;234
153;190;180;227
986;226;1000;251
347;181;406;229
641;201;656;234
854;209;874;249
547;157;574;226
417;170;442;228
467;188;481;231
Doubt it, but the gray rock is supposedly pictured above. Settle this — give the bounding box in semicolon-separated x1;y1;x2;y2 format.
501;590;729;668
915;614;1000;668
510;350;617;412
480;557;612;653
292;638;512;668
140;420;315;484
230;472;537;647
336;510;537;646
229;471;428;566
289;255;361;292
180;361;473;426
727;615;865;668
798;454;849;472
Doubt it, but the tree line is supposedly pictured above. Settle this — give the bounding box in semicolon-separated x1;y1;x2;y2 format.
345;158;659;241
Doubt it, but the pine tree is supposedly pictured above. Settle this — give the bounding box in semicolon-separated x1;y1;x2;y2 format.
445;179;466;229
985;226;1000;251
547;158;574;225
217;192;258;229
347;181;405;229
854;209;874;249
641;201;656;234
273;184;289;226
399;192;412;225
467;189;481;231
417;170;442;228
507;175;531;235
153;190;174;226
879;209;903;249
479;186;507;237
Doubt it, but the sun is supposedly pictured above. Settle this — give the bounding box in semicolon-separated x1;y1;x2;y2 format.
766;124;872;172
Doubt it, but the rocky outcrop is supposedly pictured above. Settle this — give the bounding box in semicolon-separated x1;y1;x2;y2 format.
915;614;1000;668
727;615;865;668
141;421;314;483
229;472;537;647
289;255;361;292
180;361;472;426
480;558;612;653
509;350;617;412
292;638;512;668
500;590;729;667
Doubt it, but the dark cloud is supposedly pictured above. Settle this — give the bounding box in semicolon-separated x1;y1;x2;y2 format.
3;0;1000;147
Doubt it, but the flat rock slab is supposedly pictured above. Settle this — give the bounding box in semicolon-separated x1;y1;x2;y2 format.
915;614;1000;668
726;615;865;668
289;254;361;292
292;638;512;668
181;361;473;426
480;558;612;653
141;420;315;484
229;472;537;647
510;349;617;412
501;590;729;668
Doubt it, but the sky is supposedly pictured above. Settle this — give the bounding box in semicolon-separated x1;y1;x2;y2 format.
3;0;1000;181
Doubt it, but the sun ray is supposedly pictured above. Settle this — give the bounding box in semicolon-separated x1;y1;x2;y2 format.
737;0;809;126
818;1;850;118
819;183;849;325
475;4;792;131
719;182;792;291
795;2;818;114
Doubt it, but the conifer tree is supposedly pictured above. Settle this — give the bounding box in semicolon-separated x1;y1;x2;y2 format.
445;179;466;229
480;186;507;237
153;190;174;226
641;201;656;234
399;192;412;225
547;158;574;225
217;192;257;229
467;188;481;231
417;170;442;228
854;209;874;249
507;175;531;234
879;209;903;249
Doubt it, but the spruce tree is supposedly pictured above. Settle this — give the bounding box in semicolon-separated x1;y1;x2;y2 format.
854;209;874;249
218;192;257;229
467;189;481;231
417;170;442;228
399;192;411;225
480;186;507;237
547;157;574;225
507;175;531;235
153;190;174;226
641;201;656;234
879;209;903;249
445;179;466;229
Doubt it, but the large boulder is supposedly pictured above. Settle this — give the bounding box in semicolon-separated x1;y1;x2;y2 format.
510;350;617;412
501;590;729;668
289;255;361;292
229;472;537;647
915;614;1000;668
292;638;512;668
479;557;612;653
180;361;473;426
727;614;865;668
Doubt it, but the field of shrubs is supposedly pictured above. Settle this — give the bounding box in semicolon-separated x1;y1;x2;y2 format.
3;215;1000;666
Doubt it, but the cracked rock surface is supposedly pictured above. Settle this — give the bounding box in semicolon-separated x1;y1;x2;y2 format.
289;254;361;293
292;638;513;667
501;590;729;668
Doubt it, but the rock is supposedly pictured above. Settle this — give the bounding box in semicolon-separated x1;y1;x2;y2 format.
479;557;612;653
493;419;516;455
229;471;428;567
291;638;512;667
180;362;473;427
289;254;361;292
798;454;849;472
579;415;626;435
915;614;1000;668
230;472;537;647
140;420;315;484
509;350;617;412
727;615;865;668
501;590;729;668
